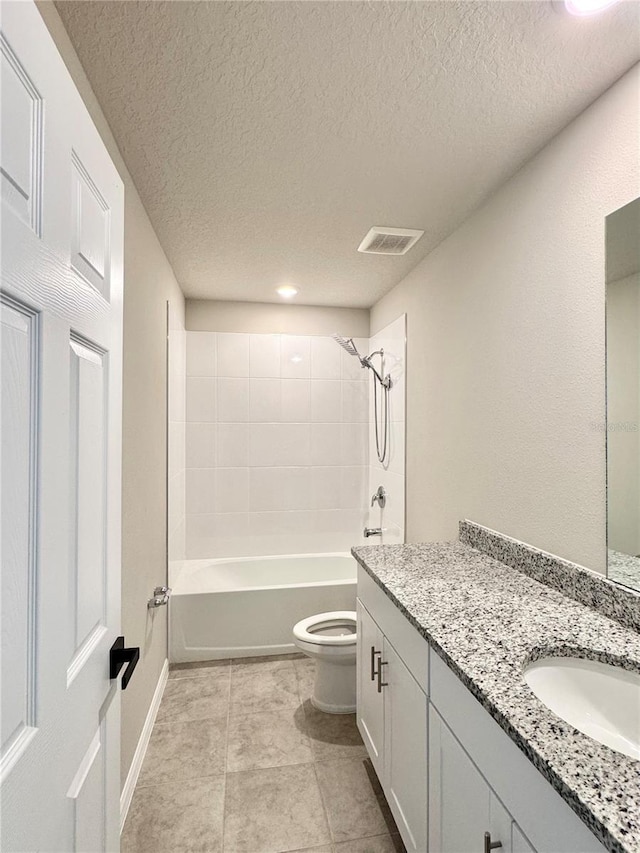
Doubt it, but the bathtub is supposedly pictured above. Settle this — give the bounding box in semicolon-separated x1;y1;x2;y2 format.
169;552;357;662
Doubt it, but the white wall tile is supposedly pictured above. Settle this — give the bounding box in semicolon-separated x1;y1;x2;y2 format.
311;423;343;466
182;329;388;559
311;380;341;422
340;466;368;509
216;423;249;467
281;336;311;379
217;333;250;377
281;467;312;511
250;378;281;422
186;468;216;514
342;380;368;423
186;422;216;468
249;467;283;512
187;332;216;376
250;334;281;378
340;423;368;466
186;377;217;423
214;468;249;513
310;467;342;511
249;424;310;468
311;336;342;379
249;467;312;512
217;378;249;422
281;379;311;423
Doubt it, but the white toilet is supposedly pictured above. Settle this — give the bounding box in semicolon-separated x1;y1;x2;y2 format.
292;611;357;714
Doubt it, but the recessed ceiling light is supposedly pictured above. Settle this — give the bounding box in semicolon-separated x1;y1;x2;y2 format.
559;0;621;15
276;284;299;299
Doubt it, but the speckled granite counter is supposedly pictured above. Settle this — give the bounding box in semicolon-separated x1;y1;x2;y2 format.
609;550;640;592
351;540;640;853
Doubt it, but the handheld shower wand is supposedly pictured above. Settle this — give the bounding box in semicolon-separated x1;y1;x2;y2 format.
331;334;392;464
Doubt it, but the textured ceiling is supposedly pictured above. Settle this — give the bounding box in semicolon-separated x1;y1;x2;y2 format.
55;0;640;308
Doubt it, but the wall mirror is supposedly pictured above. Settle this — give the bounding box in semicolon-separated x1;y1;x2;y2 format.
606;197;640;591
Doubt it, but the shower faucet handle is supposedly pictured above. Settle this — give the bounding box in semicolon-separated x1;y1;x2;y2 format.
370;485;386;508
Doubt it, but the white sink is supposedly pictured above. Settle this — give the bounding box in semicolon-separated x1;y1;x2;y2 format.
523;656;640;760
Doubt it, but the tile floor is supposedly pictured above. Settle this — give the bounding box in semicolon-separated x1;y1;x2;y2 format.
122;655;406;853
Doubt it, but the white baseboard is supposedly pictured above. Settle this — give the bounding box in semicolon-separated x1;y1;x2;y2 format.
119;658;169;833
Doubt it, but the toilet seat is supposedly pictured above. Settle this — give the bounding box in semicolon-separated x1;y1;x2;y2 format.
293;611;357;646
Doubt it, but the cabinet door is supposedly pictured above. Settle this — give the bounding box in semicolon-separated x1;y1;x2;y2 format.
513;823;536;853
383;639;428;853
356;600;385;777
429;705;492;853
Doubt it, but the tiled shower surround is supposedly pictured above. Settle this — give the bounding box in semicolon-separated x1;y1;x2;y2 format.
184;332;371;558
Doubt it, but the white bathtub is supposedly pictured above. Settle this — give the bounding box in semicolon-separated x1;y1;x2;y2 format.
169;552;357;662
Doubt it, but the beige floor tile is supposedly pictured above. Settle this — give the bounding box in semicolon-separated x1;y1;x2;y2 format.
230;661;301;716
122;775;225;853
293;658;316;701
315;758;392;843
223;764;331;852
230;653;304;671
290;846;333;853
156;670;230;724
227;707;312;771
169;659;230;679
334;833;404;852
137;716;228;787
302;700;367;761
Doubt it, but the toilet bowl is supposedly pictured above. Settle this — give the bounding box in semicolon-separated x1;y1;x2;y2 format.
292;611;357;714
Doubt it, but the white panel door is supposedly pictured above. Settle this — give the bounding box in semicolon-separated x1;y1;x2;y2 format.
0;2;124;850
356;601;385;777
383;639;427;853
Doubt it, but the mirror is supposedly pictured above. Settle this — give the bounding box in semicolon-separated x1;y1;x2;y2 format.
606;197;640;591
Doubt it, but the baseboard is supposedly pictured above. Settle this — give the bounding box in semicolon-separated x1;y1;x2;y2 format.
119;658;169;833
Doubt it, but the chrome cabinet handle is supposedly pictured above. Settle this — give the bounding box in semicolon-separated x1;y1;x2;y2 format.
484;832;502;853
370;646;381;681
377;659;388;692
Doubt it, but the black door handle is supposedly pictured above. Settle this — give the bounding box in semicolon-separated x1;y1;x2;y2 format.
110;636;140;690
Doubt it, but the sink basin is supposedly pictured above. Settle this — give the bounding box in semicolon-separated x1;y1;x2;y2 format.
523;656;640;760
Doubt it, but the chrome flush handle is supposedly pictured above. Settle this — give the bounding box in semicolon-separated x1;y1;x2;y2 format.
148;586;171;608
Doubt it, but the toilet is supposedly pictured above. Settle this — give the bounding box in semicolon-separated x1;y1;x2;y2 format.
292;611;357;714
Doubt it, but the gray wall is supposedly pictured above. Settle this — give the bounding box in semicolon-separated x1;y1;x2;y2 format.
37;2;185;787
371;63;640;574
187;299;369;337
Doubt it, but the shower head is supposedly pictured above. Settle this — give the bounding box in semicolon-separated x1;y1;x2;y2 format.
331;334;361;358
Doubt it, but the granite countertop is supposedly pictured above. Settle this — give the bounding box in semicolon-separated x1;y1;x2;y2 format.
351;541;640;853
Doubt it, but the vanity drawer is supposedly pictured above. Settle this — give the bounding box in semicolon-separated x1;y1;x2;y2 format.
357;565;429;692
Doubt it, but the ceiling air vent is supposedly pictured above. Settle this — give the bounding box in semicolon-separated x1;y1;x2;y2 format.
357;226;424;255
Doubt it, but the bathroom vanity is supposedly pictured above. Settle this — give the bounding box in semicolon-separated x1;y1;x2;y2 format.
353;529;640;853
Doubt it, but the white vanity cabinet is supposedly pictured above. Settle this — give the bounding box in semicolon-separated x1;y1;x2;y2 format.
356;571;428;853
356;601;385;776
429;705;531;853
356;565;608;853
